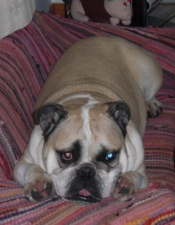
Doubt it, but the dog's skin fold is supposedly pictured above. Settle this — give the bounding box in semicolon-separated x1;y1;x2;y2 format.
13;36;163;203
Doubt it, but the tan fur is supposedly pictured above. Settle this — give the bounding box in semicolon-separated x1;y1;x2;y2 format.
36;36;162;135
14;36;163;202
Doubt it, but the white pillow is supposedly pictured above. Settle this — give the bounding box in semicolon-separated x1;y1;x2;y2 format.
0;0;35;40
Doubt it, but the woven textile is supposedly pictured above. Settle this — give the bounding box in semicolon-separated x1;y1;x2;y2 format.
0;11;175;225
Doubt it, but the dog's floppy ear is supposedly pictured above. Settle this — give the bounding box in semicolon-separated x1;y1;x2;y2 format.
33;103;68;136
107;101;131;136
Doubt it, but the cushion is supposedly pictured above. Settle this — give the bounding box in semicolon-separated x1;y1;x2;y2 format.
0;11;175;224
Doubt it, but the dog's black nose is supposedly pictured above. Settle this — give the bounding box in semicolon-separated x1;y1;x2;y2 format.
77;166;95;181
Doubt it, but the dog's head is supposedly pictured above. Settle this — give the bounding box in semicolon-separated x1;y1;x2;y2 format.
33;99;130;203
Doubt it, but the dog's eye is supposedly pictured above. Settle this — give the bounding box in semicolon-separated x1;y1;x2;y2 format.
56;140;82;165
106;152;116;161
96;148;120;165
61;152;73;161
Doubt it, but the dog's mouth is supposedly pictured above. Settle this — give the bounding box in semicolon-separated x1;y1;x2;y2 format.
66;188;101;203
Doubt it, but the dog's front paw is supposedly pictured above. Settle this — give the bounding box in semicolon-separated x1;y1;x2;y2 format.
113;174;137;202
147;98;162;118
24;176;54;201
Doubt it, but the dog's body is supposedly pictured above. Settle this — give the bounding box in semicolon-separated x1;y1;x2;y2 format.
13;36;162;203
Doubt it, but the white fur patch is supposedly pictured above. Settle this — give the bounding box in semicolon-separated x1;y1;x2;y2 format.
59;94;95;104
47;150;59;175
81;96;100;153
28;125;45;171
122;122;144;172
100;166;122;198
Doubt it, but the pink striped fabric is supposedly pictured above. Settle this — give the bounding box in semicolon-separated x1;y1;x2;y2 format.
0;11;175;224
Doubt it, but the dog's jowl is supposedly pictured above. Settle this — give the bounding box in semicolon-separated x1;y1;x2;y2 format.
13;36;163;203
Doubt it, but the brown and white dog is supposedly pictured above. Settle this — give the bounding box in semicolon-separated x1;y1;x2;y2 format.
13;36;163;203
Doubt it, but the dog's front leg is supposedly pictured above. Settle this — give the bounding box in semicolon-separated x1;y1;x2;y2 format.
13;155;54;201
113;167;148;202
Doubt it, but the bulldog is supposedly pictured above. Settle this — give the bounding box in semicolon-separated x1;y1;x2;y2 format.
13;36;163;203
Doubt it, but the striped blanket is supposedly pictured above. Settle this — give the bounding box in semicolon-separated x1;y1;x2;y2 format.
0;11;175;225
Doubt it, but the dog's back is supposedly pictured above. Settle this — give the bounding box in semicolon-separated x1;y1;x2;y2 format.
35;36;161;134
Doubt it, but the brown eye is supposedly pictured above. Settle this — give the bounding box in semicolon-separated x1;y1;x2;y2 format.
62;152;73;161
56;141;82;165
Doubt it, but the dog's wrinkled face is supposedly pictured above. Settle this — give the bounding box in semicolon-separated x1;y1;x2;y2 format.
33;98;130;203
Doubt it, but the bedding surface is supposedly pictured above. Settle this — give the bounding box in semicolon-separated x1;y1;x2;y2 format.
0;11;175;225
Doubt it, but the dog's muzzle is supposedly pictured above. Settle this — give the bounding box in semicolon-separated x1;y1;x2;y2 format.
66;163;102;203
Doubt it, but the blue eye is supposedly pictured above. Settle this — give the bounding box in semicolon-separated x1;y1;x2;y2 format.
107;153;113;159
106;152;116;161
